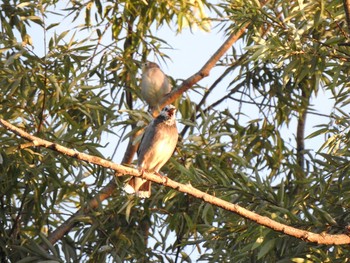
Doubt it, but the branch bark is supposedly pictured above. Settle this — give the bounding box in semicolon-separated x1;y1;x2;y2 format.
154;24;249;116
2;118;350;245
157;0;272;114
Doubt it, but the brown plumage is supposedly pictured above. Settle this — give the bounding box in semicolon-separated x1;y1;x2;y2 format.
124;105;178;198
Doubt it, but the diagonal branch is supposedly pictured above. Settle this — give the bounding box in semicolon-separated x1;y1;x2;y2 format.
158;0;271;118
155;24;249;116
2;118;350;245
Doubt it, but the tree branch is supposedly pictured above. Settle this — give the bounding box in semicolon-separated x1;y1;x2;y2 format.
157;0;273;115
155;24;249;115
2;118;350;245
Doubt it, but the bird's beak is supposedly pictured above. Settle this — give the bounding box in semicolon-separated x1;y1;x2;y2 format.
168;107;176;116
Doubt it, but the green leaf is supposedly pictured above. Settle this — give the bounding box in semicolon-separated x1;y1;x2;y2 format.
257;238;276;259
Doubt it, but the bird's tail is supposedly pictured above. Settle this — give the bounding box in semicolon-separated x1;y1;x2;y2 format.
124;177;151;198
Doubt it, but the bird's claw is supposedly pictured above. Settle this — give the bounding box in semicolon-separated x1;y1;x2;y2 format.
138;168;145;177
155;171;162;177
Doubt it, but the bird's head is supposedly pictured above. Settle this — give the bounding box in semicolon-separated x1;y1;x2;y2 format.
142;61;160;73
159;105;177;123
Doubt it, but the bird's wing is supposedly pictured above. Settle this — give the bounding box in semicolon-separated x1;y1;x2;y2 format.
137;122;177;171
137;121;156;158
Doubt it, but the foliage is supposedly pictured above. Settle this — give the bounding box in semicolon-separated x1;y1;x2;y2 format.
1;0;350;262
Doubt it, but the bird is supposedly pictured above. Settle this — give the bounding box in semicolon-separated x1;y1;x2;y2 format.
141;62;171;112
124;105;178;198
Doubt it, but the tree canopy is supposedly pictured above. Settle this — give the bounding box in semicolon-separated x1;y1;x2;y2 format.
1;0;350;262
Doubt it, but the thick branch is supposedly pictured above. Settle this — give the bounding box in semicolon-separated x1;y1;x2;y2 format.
2;118;350;245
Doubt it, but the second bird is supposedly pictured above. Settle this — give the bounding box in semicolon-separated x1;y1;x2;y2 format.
124;105;179;198
141;62;171;112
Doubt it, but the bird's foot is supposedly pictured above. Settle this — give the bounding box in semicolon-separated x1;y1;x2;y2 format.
154;171;163;177
138;168;145;177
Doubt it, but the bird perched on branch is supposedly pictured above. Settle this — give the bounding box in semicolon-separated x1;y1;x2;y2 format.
141;62;171;112
124;105;178;198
